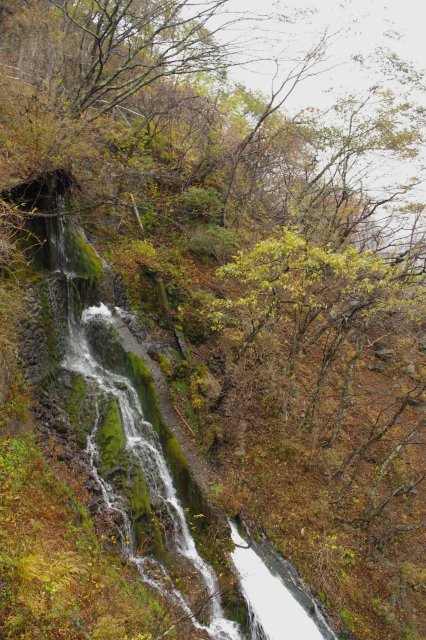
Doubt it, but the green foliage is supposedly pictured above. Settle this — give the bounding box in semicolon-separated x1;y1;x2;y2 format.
212;226;386;317
184;187;222;218
340;609;360;633
209;483;223;495
0;435;173;640
128;239;158;264
179;292;214;345
189;224;238;259
399;562;426;588
0;436;28;477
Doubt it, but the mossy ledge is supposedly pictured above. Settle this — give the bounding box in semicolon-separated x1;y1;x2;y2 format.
94;393;155;550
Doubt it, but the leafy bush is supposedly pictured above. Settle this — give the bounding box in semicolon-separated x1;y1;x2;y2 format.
184;187;222;218
189;224;238;259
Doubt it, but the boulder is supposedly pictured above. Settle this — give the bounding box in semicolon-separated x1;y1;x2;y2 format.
375;348;396;361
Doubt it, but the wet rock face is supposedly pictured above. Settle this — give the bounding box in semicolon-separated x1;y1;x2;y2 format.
206;352;226;375
53;221;104;285
57;373;95;448
146;342;179;364
113;271;132;312
18;214;227;575
18;274;70;384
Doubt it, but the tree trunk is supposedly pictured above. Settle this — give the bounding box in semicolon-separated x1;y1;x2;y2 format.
364;420;426;520
327;339;365;448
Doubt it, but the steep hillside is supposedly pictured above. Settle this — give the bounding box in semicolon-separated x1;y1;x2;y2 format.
0;2;426;640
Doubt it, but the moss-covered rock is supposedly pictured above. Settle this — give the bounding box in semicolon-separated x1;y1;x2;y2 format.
61;226;104;285
75;427;87;448
149;515;165;557
127;462;151;519
65;374;88;424
126;353;165;434
96;398;125;469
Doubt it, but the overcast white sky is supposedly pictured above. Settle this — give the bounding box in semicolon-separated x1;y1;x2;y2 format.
210;0;426;204
221;0;426;111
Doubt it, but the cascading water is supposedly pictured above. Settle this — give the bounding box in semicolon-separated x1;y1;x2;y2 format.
61;302;242;640
47;216;339;640
229;524;338;640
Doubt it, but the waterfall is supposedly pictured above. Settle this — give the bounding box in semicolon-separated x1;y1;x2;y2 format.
229;523;338;640
61;302;242;640
46;216;338;640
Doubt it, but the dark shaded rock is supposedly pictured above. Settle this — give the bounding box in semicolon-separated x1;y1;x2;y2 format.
146;342;179;367
88;501;99;515
174;327;190;361
368;362;385;373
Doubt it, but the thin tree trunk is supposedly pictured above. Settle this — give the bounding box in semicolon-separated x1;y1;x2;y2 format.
332;392;417;485
364;420;426;518
232;301;279;366
374;519;426;553
130;193;144;232
214;301;279;409
304;329;346;431
327;339;365;448
364;469;426;530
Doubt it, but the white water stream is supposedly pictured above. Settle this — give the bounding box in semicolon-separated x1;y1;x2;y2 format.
51;216;338;640
62;301;338;640
62;303;241;640
229;523;337;640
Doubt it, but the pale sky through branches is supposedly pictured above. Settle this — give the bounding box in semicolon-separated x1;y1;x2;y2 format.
212;0;426;209
223;0;426;112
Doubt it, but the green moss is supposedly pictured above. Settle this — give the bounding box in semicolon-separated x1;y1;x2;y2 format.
157;352;171;376
78;506;93;530
150;515;165;557
65;374;88;426
127;463;151;519
58;374;95;444
165;436;188;479
63;226;103;285
75;427;87;449
39;286;59;374
96;399;125;469
71;373;88;399
126;353;166;435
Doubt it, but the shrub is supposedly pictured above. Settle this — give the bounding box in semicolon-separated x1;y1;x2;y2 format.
184;187;222;219
189;224;238;260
